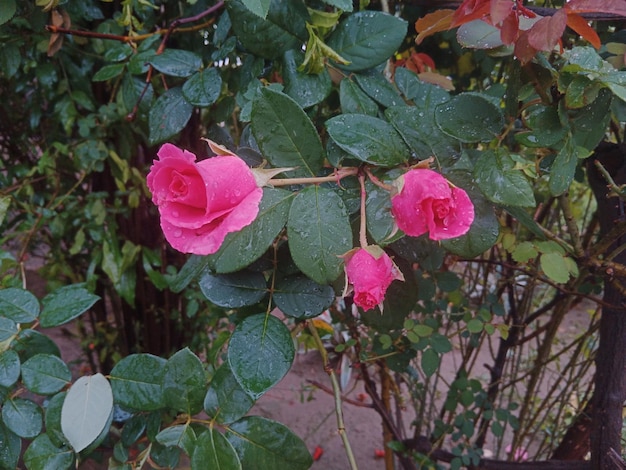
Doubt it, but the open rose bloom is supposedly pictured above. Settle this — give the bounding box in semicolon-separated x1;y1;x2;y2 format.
147;143;263;255
344;246;404;312
391;168;474;241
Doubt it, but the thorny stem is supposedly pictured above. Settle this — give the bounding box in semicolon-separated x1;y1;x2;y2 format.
558;193;585;258
358;173;368;248
307;323;358;470
267;167;359;187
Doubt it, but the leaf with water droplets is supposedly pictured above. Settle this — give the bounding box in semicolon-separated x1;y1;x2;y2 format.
435;93;504;143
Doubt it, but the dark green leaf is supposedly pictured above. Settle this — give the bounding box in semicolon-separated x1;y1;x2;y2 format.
170;255;211;293
149;49;202;78
339;78;379;115
2;398;42;438
192;427;241;470
322;0;352;11
226;416;312;470
40;285;99;328
148;87;193;146
365;180;397;245
326;114;409;166
150;441;180;468
199;270;267;308
282;49;331;108
549;139;579;196
287;186;352;284
568;88;612;150
251;87;324;177
228;314;294;400
227;0;308;59
182;68;223;107
204;364;255;424
421;348;440;377
0;349;19;387
12;329;61;361
435;93;504;143
156;424;197;456
240;0;271;18
354;73;403;108
23;434;74;470
0;317;17;342
110;354;166;411
208;188;294;273
0;43;20;79
0;287;39;322
45;392;67;448
0;0;16;26
21;354;71;395
92;63;126;82
0;421;20;469
473;151;536;206
61;374;113;453
326;11;407;71
273;275;334;319
163;348;206;415
515;105;566;148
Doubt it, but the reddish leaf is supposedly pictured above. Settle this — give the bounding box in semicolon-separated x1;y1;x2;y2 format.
415;9;455;44
490;0;513;25
527;9;567;52
452;0;491;27
566;12;601;49
514;29;538;64
565;0;626;16
500;12;520;45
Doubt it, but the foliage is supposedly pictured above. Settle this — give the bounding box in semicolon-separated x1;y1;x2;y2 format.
1;0;626;469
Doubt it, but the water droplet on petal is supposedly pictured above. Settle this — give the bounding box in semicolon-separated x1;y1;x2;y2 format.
173;229;183;238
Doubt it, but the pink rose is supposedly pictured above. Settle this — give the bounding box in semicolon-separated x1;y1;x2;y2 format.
391;169;474;241
147;143;263;255
344;246;404;311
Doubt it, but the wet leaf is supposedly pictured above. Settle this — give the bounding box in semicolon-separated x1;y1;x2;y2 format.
110;354;166;411
0;421;20;469
192;427;241;470
149;49;202;78
273;275;334;319
182;68;222;107
163;348;207;414
0;288;40;323
21;354;71;395
473;151;536;207
2;398;42;438
156;424;197;456
228;314;294;400
148;87;193;145
339;78;379;116
435;93;504;143
204;364;255;424
23;434;74;470
282;50;331;109
0;350;20;387
40;284;99;328
199;270;267;308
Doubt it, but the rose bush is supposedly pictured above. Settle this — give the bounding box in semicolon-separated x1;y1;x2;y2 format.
343;246;404;311
147;143;263;255
391;168;474;241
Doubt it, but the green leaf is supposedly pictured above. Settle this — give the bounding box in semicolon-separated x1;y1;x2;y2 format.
226;416;312;470
148;87;193;146
12;329;61;361
549;139;579;196
516;105;567;148
45;392;67;448
163;348;206;415
421;348;440;377
182;68;223;107
287;186;352;284
322;0;352;11
0;0;16;26
354;73;403;108
192;427;241;470
568;88;612;150
21;354;71;395
0;421;20;469
92;63;126;82
435;93;504;143
2;398;42;438
365;180;397;245
240;0;271;18
251;87;324;177
156;424;197;456
540;252;571;284
0;317;17;342
208;188;294;273
110;354;166;411
149;49;202;78
326;11;408;71
339;78;379;116
0;287;40;322
0;349;20;387
0;195;10;225
39;285;99;329
282;49;332;109
169;255;211;293
61;374;113;453
473;151;536;207
23;434;74;470
457;19;504;50
326;114;409;166
466;318;483;333
273;275;334;319
227;0;308;59
228;314;294;400
199;271;267;308
0;43;20;79
204;364;255;424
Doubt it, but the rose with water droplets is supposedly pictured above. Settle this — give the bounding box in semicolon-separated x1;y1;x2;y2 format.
391;168;474;241
343;246;404;312
147;143;263;255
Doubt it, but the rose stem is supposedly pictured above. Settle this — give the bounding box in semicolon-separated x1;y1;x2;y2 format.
267;167;359;187
307;322;358;470
358;172;368;248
